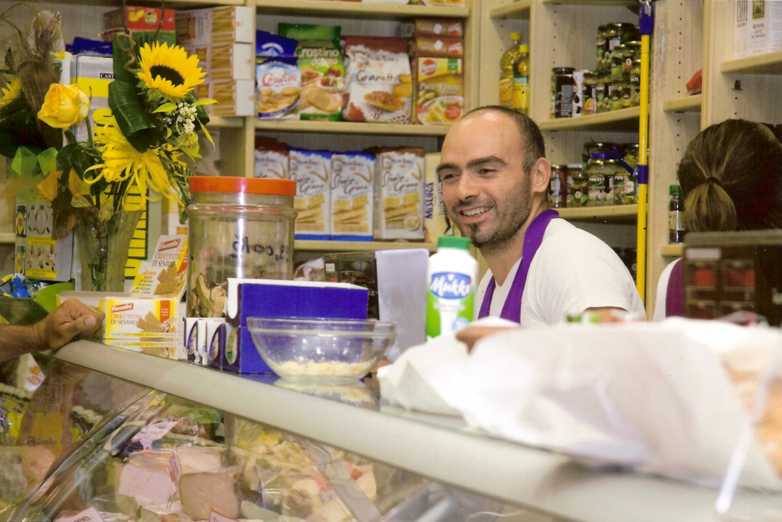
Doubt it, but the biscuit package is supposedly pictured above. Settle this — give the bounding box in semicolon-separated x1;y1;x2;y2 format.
254;137;289;179
414;57;464;125
101;296;179;339
256;31;300;120
374;148;425;240
131;235;188;299
342;37;413;123
279;23;345;121
291;148;332;239
330;152;375;240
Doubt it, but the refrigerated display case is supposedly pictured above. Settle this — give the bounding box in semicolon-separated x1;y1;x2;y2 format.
0;340;767;522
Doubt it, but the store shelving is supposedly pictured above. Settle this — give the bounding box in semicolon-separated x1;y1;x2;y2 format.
254;119;449;137
541;0;636;4
50;0;243;5
255;0;469;19
0;232;14;245
207;116;244;129
720;51;782;75
661;243;683;258
558;204;637;222
538;108;641;132
295;240;435;252
489;0;532;19
662;94;702;114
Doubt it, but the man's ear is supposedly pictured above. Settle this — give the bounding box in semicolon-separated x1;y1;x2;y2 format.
529;157;552;196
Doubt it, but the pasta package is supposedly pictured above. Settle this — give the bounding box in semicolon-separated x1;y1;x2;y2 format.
373;148;425;240
256;31;300;120
279;24;345;121
342;37;412;123
330;152;375;240
414;57;464;125
291;148;332;239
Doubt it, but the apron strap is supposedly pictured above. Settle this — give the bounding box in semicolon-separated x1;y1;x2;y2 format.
478;209;559;322
665;259;686;317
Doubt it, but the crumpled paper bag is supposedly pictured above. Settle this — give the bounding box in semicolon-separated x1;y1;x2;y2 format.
379;318;782;489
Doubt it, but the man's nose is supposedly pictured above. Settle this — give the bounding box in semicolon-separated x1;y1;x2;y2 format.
456;172;478;201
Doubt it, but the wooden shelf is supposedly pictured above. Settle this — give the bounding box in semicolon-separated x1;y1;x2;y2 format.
538;107;640;132
51;0;242;5
541;0;636;5
557;205;637;222
720;51;782;75
662;95;702;113
207;116;244;129
255;119;449;137
295;240;435;252
490;1;532;19
0;233;14;245
661;243;683;257
256;0;469;18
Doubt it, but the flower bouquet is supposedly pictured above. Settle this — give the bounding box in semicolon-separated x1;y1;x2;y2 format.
0;7;213;290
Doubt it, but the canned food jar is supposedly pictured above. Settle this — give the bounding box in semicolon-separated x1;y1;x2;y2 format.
565;164;588;207
549;164;567;208
552;67;576;118
586;159;612;206
187;176;297;317
608;23;639;52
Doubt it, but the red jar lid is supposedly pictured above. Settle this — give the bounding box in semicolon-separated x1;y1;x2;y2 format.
189;176;296;196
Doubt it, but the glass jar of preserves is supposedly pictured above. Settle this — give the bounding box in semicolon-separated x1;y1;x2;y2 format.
608;83;623;111
549;164;567;208
621;82;633;108
610;44;626;82
551;67;576;118
186;176;297;317
595;78;609;113
582;71;598;115
609;23;639;52
565;164;588;207
623;143;639;169
630;77;641;106
595;24;611;74
612;160;637;205
585;159;612;206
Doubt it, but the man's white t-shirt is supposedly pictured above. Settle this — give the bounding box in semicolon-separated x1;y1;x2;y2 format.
475;218;645;328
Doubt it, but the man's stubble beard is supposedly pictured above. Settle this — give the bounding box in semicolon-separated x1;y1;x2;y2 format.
464;176;532;256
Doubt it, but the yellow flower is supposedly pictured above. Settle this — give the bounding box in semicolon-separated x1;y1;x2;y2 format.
137;42;205;99
37;170;61;202
37;83;89;129
88;110;180;208
0;78;21;110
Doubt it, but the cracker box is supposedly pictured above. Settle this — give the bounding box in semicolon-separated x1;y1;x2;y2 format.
175;6;254;47
208;79;255;117
223;279;369;374
185;43;254;82
291;148;332;240
373;148;425;240
131;235;188;299
330;151;374;240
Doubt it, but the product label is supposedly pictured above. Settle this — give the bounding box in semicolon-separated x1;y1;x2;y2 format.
429;272;472;299
426;271;474;337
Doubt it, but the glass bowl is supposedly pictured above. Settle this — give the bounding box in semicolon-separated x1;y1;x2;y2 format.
247;317;395;384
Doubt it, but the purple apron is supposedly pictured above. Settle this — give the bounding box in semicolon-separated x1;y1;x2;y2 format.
665;259;685;317
477;209;559;322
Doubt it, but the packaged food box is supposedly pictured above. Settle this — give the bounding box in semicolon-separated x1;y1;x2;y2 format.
414;19;464;38
71;54;113;142
103;7;175;43
412;35;464;58
131;235;188;299
207;79;255;117
279;23;344;121
185;43;254;82
223;278;369;374
256;31;300;120
414;57;464;125
291;148;332;240
373;148;425;240
330;151;375;240
423;152;448;243
342;37;412;123
175;6;254;47
254;137;289;179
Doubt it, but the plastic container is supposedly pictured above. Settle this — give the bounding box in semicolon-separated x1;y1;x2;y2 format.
426;236;477;338
247;317;395;384
187;176;296;317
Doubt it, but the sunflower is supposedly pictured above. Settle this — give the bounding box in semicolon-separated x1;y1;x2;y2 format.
0;78;21;110
137;42;205;99
88;110;181;207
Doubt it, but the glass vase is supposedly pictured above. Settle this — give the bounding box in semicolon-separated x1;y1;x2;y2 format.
74;210;142;292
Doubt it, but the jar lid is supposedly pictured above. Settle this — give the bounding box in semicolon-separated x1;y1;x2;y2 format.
189;176;296;196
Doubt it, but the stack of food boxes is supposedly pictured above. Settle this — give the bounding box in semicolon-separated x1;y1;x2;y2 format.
176;6;255;117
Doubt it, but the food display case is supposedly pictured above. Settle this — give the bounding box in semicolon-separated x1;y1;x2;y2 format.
0;340;775;522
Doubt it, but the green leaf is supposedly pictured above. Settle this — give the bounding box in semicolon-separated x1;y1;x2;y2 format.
71;195;91;208
195;98;217;107
109;80;162;152
111;34;136;84
153;102;177;114
36;148;58;175
10;147;40;177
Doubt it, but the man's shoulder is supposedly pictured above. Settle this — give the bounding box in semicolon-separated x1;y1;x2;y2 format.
541;218;612;252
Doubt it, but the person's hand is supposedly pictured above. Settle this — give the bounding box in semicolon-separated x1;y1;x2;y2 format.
456;325;518;352
32;299;104;350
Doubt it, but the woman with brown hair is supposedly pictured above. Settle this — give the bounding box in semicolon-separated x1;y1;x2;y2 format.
653;119;782;319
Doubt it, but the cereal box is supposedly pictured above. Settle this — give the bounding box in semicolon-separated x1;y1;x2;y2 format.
330;152;374;240
374;148;425;240
342;37;412;123
415;57;464;125
291;148;332;239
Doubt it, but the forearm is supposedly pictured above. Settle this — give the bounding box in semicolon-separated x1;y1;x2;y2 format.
0;324;44;363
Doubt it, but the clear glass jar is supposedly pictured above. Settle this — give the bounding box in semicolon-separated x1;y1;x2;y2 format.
586;159;613;206
549;164;567;208
186;176;297;317
565;164;588;207
551;66;576;118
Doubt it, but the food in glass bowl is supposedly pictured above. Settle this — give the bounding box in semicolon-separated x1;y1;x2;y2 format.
248;317;395;384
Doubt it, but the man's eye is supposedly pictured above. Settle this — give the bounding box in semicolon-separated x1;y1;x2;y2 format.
439;173;456;182
477;168;495;175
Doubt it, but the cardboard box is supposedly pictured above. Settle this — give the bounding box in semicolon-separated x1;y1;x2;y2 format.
15;185;73;282
176;6;254;47
131;235;188;299
208;79;255;117
186;42;254;82
330;152;374;241
373;148;425;240
103;7;175;43
291;149;332;240
223;279;369;374
71;54;114;142
424;152;448;243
